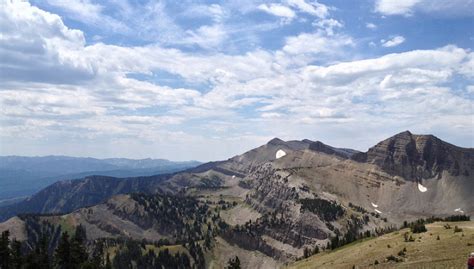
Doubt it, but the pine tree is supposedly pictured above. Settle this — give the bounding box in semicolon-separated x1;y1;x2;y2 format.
72;225;88;265
10;239;23;269
37;235;51;269
89;240;104;268
226;256;241;269
55;231;72;269
24;234;50;269
0;230;11;269
105;253;112;269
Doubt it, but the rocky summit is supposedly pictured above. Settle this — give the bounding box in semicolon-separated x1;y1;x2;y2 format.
0;131;472;268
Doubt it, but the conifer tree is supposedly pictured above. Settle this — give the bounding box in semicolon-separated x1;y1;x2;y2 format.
71;227;88;266
0;230;11;269
226;256;241;269
55;231;72;269
10;239;23;269
105;253;112;269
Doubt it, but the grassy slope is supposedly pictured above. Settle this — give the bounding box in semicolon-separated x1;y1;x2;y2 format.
289;221;474;269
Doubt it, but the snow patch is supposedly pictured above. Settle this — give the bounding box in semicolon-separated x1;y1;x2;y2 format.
417;183;427;192
276;149;287;159
371;202;378;208
375;209;382;214
454;208;465;214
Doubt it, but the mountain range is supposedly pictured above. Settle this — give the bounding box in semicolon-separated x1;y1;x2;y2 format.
0;156;200;202
0;131;472;268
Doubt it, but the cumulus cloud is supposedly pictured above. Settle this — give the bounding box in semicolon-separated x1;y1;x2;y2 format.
287;0;329;18
313;18;343;36
366;23;377;29
381;36;406;47
183;24;228;49
0;1;94;84
1;0;473;160
375;0;421;16
282;31;353;55
258;3;296;23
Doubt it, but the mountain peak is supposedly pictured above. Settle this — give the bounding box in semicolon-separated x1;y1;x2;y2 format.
353;131;472;180
394;130;412;137
267;137;285;145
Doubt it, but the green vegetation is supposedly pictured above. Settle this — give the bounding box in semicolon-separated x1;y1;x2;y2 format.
444;215;470;222
1;226;100;269
112;240;191;269
127;193;225;244
1;193;234;268
299;198;344;221
411;222;427;233
226;256;241;269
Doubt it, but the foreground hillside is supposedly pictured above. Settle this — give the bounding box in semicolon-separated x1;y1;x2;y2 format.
290;221;474;269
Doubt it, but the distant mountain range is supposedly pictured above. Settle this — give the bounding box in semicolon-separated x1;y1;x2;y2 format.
0;155;200;202
0;131;472;268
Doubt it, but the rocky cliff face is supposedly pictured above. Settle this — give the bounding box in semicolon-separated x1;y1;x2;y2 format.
352;131;473;181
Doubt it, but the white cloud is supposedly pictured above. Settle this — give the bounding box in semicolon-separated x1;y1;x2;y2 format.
375;0;421;16
466;85;474;94
287;0;329;18
0;0;94;84
366;23;377;29
375;0;474;17
282;31;353;55
181;3;227;23
183;24;228;49
381;35;406;47
44;0;128;32
313;18;343;36
459;52;474;78
258;3;296;23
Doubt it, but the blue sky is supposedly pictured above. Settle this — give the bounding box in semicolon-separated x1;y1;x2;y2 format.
0;0;473;161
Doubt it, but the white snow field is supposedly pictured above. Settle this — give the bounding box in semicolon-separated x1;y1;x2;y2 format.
417;183;427;193
275;149;287;159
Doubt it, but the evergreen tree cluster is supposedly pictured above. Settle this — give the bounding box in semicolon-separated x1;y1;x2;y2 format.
443;215;470;222
198;175;224;188
327;223;397;251
112;239;191;269
299;198;344;221
348;202;368;214
0;225;106;269
410;222;427;234
1;226;209;269
124;193;220;244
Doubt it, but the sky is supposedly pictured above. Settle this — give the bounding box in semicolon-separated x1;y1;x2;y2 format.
0;0;473;161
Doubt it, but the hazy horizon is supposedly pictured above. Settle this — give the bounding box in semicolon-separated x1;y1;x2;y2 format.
0;130;471;162
1;0;473;162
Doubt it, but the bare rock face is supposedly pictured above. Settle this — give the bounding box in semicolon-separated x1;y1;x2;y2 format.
352;131;473;181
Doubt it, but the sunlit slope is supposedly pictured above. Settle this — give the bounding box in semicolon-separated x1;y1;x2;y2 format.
289;221;474;269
